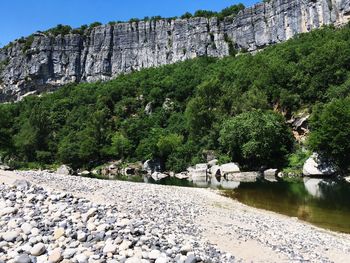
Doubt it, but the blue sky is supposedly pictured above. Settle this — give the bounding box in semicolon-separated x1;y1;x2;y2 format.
0;0;259;47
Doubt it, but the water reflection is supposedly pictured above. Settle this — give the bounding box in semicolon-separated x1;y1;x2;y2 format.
303;178;324;198
224;178;350;233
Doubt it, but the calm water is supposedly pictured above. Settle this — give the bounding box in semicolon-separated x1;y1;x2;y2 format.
224;178;350;233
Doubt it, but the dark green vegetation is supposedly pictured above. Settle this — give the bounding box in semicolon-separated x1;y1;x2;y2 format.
225;179;350;233
0;24;350;173
308;97;350;173
219;110;293;169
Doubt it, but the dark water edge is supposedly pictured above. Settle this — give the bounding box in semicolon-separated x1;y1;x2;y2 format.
223;179;350;234
81;173;350;234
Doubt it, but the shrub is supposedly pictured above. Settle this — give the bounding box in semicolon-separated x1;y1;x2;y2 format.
47;24;72;36
219;110;293;169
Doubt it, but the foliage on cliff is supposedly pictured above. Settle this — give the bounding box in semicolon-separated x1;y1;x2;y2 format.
0;24;349;172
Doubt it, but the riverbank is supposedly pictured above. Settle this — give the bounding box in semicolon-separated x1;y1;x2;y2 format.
1;170;350;263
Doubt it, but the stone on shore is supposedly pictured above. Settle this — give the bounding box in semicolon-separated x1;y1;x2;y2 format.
303;153;335;176
56;165;73;175
30;243;46;256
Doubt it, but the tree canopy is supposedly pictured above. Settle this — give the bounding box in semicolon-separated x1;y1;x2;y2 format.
0;24;349;173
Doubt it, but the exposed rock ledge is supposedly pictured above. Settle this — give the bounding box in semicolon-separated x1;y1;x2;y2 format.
1;0;350;102
1;170;350;262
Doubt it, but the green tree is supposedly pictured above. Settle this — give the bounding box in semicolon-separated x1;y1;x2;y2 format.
157;133;183;158
219;110;293;169
110;132;131;159
308;98;350;172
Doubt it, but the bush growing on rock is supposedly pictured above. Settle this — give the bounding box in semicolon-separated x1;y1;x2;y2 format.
219;110;293;169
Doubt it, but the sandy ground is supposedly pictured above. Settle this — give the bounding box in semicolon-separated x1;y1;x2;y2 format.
1;170;350;263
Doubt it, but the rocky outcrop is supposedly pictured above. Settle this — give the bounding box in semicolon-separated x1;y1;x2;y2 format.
302;153;335;176
1;0;350;102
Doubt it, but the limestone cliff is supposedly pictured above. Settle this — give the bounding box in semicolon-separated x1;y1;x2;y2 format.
0;0;349;102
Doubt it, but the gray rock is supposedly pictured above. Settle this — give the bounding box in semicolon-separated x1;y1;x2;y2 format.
15;254;31;263
63;248;76;259
264;169;278;182
56;165;73;175
143;159;162;175
1;0;348;102
220;163;240;174
303;153;335;176
13;180;31;190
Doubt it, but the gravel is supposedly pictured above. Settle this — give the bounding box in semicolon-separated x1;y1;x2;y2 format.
1;170;350;263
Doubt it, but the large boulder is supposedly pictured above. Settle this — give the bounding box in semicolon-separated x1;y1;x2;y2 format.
143;159;162;175
302;153;335;176
188;164;208;186
264;169;278;182
56;165;73;175
220;163;240;174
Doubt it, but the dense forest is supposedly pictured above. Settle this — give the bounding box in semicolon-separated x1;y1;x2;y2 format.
0;24;349;174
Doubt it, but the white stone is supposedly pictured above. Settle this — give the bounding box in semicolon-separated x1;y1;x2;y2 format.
2;231;19;242
0;207;18;216
118;240;132;251
56;165;73;175
103;241;118;254
220;163;240;174
75;253;88;263
303;153;335;176
21;223;33;235
30;243;46;256
149;250;161;260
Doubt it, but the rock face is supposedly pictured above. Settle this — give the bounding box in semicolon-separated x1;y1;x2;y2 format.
0;0;349;101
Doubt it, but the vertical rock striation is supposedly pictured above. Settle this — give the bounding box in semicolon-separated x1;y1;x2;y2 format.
0;0;349;102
